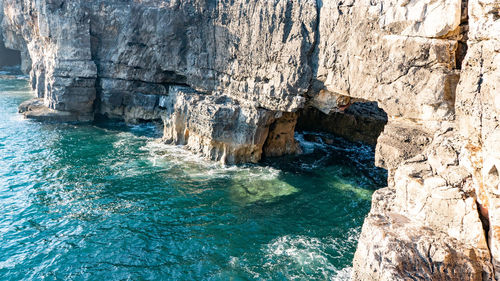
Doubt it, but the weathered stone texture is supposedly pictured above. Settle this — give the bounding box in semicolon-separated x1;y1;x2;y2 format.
161;86;278;164
2;0;97;118
344;0;499;279
1;0;466;159
455;0;500;276
87;0;316;112
315;0;462;129
355;126;495;280
2;0;317;161
353;211;492;281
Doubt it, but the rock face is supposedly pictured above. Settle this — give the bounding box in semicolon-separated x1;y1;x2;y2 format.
160;86;295;164
353;126;494;280
1;0;500;279
314;0;461;129
455;0;500;276
349;0;500;279
3;0;316;160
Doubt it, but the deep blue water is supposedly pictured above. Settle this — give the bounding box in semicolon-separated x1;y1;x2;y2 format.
0;68;384;280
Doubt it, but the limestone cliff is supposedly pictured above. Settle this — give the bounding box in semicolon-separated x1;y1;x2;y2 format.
1;0;499;279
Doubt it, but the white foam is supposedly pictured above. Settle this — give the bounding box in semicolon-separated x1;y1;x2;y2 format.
332;267;352;281
263;235;337;279
142;140;282;181
261;230;362;280
141;140;300;204
142;140;216;168
295;132;329;154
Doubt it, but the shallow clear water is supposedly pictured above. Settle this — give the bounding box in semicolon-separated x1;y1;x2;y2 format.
0;68;385;280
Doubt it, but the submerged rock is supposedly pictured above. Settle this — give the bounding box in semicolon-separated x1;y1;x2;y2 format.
230;177;299;205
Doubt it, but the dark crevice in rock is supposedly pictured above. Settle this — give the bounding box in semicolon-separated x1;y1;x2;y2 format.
303;0;324;99
296;102;388;146
455;0;469;70
477;199;491;255
456;41;468;70
282;1;294;43
485;165;500;269
0;34;22;67
161;70;188;85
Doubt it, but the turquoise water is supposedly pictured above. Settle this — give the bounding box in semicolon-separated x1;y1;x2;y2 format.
0;68;384;280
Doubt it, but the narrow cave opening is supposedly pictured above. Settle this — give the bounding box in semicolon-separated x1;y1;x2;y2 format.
261;101;389;188
0;35;21;67
296;102;388;187
296;101;388;146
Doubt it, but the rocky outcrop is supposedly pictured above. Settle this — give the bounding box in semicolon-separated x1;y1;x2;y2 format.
354;125;494;280
2;0;97;119
159;86;301;164
374;120;432;186
1;0;500;279
313;0;461;130
351;0;500;279
1;0;461;158
3;0;317;161
18;98;92;122
353;208;491;281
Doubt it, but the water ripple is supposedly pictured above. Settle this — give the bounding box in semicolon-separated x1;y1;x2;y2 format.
0;68;382;280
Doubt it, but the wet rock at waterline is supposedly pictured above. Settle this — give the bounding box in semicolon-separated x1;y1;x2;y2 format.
18;98;94;122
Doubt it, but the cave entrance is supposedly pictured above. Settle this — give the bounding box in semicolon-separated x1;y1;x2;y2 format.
259;101;388;188
0;35;21;67
296;101;388;146
281;101;389;188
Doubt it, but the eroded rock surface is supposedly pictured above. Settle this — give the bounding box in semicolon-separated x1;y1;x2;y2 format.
353;210;492;281
160;85;278;164
351;0;500;279
455;0;500;277
355;126;494;280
